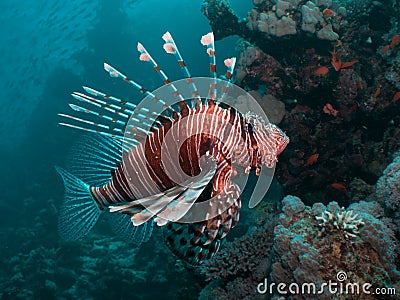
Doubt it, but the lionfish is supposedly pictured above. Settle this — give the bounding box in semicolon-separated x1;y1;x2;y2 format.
56;32;289;265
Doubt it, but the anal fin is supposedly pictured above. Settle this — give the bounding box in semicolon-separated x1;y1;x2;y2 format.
106;213;154;247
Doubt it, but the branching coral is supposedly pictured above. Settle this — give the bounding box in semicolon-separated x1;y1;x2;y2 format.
315;207;364;238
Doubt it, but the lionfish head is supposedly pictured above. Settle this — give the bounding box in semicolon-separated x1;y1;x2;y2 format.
243;113;289;174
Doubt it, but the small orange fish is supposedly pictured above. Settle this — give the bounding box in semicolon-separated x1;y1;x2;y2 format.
313;66;329;76
341;60;358;69
304;153;319;167
373;87;381;99
390;35;399;48
358;80;364;90
381;45;390;54
331;51;342;71
323;103;338;117
330;182;347;192
393;91;400;102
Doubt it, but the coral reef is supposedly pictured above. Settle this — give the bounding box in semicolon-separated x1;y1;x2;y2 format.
385;52;400;89
202;0;400;204
376;152;400;212
348;178;375;202
234;90;286;124
254;11;297;38
270;195;399;299
234;40;269;83
198;192;400;299
204;0;345;41
376;152;400;242
199;1;400;288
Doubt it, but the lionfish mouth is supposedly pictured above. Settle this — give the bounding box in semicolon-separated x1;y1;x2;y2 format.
277;137;290;155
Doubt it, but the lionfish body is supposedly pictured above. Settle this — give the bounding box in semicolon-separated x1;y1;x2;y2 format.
57;32;289;265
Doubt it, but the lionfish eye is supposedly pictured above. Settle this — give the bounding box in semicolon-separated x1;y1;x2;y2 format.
247;122;254;132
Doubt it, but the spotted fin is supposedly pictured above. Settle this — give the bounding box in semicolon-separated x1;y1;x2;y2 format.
163;183;241;265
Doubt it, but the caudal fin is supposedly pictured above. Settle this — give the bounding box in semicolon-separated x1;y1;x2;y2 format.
55;166;102;241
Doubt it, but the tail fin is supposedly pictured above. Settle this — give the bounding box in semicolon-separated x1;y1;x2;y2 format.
55;166;102;241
